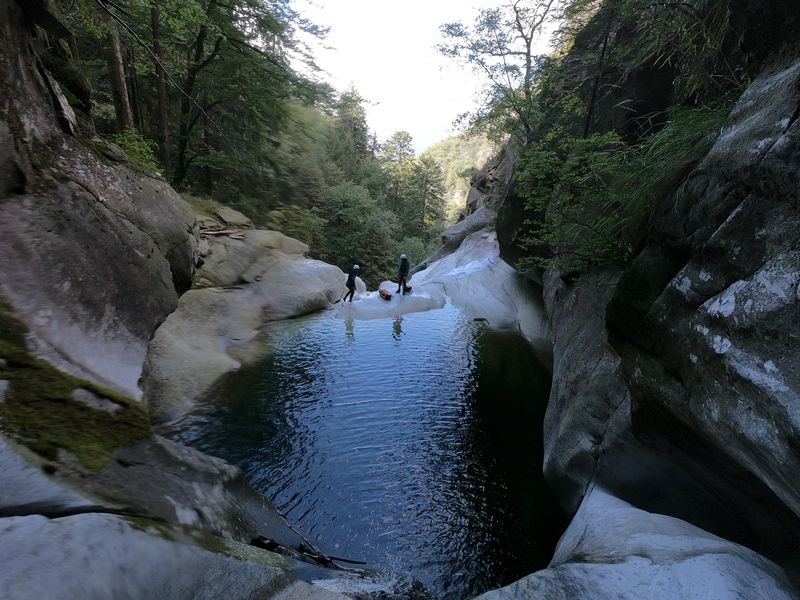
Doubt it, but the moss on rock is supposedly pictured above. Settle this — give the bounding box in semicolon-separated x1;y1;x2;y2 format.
0;299;151;470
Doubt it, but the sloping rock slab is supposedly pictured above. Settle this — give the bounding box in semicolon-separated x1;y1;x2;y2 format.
0;436;94;517
143;251;344;424
55;435;308;548
412;229;548;346
0;512;343;600
477;488;798;600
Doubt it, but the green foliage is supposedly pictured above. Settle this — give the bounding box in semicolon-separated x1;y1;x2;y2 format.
394;236;437;269
632;0;746;104
318;182;401;287
517;106;728;272
181;194;225;219
108;127;159;171
422;130;500;223
57;2;451;280
265;206;324;246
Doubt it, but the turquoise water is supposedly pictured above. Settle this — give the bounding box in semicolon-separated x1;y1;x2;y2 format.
168;303;565;599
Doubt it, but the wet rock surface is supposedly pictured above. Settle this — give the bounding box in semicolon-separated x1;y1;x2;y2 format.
142;230;345;424
413;228;548;347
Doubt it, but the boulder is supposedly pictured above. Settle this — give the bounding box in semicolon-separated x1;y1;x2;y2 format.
214;206;253;228
412;229;549;347
477;487;798;600
0;512;350;600
196;230;308;287
143;241;344;424
440;207;496;250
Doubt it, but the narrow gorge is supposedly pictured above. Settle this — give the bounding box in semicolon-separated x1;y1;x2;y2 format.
1;0;800;599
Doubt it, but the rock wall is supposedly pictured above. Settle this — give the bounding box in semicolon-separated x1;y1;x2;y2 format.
0;4;374;598
479;19;800;600
605;50;800;576
0;0;196;399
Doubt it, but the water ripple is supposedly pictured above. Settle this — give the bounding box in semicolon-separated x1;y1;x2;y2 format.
169;303;564;599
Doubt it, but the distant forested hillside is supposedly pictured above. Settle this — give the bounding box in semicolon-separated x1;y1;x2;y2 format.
40;0;450;285
423;131;499;224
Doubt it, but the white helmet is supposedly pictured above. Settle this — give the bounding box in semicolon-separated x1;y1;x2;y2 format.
400;254;407;259
353;264;360;270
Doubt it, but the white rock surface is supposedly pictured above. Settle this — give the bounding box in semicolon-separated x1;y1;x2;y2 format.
335;280;445;320
0;513;295;600
413;228;548;345
478;488;797;600
0;436;94;516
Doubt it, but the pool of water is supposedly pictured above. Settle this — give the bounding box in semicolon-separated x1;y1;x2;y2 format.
168;302;565;599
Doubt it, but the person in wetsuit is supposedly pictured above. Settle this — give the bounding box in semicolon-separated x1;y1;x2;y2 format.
343;264;359;302
397;254;410;294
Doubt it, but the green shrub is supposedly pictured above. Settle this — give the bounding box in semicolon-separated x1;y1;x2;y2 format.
517;105;729;273
108;127;159;171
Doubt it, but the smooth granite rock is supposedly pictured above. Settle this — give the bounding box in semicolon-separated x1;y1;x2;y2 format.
143;238;344;424
413;228;549;347
477;488;798;600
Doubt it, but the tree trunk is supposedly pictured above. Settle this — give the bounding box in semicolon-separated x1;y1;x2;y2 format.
127;48;144;131
151;0;170;170
103;19;134;132
584;18;612;139
174;17;222;188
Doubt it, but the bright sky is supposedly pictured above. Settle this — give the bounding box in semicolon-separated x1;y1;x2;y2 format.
297;0;545;154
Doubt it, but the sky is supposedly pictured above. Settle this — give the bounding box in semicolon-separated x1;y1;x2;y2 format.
296;0;516;154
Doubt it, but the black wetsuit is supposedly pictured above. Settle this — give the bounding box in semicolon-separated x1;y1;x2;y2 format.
344;270;357;302
397;257;410;294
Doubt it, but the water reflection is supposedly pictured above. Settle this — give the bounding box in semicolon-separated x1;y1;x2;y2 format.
392;316;403;340
169;304;565;599
345;318;355;343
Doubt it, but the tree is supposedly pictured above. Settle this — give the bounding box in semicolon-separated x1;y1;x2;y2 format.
150;0;170;168
410;155;446;234
380;130;416;220
439;0;564;140
328;87;371;182
318;182;399;286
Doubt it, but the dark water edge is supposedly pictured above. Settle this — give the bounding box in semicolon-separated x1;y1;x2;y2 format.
168;304;567;599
